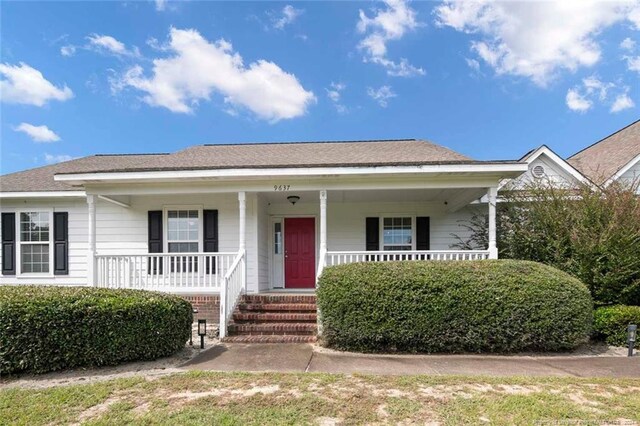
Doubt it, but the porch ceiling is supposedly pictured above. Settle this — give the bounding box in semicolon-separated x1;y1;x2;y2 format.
263;188;486;211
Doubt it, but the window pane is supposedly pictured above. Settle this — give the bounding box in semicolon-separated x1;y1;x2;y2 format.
20;212;50;243
168;242;198;253
21;244;49;273
383;217;412;251
167;210;199;242
274;222;282;254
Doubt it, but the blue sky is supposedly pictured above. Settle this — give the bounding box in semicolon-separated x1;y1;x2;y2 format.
1;0;639;175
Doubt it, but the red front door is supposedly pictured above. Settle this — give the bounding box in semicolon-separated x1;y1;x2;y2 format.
284;218;316;288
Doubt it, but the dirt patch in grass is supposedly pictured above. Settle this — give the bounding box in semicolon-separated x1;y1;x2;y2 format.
2;372;640;425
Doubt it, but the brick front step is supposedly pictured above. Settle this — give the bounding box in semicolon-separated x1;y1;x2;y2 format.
242;295;317;304
232;312;317;323
236;303;317;312
228;322;317;335
222;335;317;343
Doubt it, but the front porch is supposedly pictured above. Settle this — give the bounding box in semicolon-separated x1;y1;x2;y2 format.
91;187;499;293
85;185;499;337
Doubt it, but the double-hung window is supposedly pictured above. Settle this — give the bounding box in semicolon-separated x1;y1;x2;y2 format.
167;210;200;253
20;212;51;273
382;217;412;251
166;209;200;272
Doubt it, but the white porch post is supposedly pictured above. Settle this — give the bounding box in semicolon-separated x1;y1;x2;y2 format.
238;191;246;251
487;186;498;259
87;194;97;286
319;190;327;254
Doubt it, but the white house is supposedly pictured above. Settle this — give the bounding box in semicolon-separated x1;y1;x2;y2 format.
1;121;637;341
1;139;527;339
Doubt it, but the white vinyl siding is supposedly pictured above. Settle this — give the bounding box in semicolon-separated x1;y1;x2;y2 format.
0;198;87;285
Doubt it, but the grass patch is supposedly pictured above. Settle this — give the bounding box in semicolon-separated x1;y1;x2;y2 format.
2;372;640;425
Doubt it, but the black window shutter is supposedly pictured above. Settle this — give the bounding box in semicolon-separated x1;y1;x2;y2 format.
1;213;16;275
203;210;218;274
53;212;69;275
416;216;430;250
148;211;163;274
365;217;380;251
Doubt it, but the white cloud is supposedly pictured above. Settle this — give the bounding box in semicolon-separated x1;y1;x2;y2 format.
60;45;76;57
582;76;614;101
326;82;347;113
566;88;593;112
466;58;480;72
155;0;167;11
435;1;640;86
272;5;303;29
624;55;640;72
112;28;316;121
87;34;139;58
611;91;635;112
0;62;73;106
620;37;636;51
367;85;396;107
357;0;424;77
566;76;635;113
630;5;640;28
14;123;61;142
44;153;74;164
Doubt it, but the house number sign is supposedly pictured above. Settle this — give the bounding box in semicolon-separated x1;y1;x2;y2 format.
273;185;291;191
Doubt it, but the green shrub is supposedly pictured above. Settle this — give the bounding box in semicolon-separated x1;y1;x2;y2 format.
317;260;593;353
0;286;193;375
593;305;640;347
452;180;640;306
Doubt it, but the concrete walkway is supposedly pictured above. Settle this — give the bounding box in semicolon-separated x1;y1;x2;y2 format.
182;344;640;378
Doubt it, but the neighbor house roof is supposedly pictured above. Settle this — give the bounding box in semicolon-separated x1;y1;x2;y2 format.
568;119;640;184
1;139;515;193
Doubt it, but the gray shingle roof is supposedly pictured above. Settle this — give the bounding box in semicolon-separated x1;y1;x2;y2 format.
0;139;499;193
0;154;170;192
568;120;640;184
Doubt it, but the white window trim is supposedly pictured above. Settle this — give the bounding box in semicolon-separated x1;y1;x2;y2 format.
380;215;415;251
162;205;204;254
16;209;54;277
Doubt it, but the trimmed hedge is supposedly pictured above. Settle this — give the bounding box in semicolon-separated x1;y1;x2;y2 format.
0;286;193;375
317;260;593;353
594;305;640;348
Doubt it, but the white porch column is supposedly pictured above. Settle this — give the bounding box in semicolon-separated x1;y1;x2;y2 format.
87;194;97;286
487;187;498;259
319;190;327;254
238;191;246;251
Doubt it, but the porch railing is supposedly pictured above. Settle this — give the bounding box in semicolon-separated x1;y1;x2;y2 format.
219;249;246;339
325;250;490;267
95;252;237;293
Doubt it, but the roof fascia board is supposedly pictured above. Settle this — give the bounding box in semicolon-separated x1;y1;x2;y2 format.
55;163;529;184
84;176;511;196
0;191;86;199
606;153;640;186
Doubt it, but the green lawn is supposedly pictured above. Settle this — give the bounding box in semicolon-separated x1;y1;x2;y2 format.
2;372;640;425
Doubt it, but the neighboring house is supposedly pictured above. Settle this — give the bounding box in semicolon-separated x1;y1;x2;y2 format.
503;119;640;194
568;119;640;193
0;139;525;337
